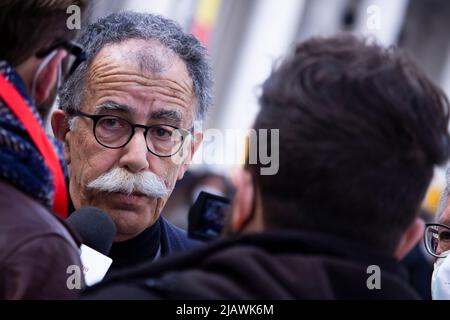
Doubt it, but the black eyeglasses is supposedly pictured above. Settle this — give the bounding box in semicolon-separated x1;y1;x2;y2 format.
36;39;86;78
424;223;450;258
71;111;192;158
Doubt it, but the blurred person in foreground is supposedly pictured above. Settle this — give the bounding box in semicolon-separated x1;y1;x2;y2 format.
84;33;450;299
51;12;211;272
0;0;89;299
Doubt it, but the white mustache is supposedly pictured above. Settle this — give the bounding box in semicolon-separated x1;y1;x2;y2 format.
87;167;169;198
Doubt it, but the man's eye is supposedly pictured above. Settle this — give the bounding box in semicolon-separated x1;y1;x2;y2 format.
439;231;450;241
100;118;123;129
149;126;172;140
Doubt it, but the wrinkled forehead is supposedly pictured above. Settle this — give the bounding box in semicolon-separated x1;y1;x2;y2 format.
88;38;192;82
84;38;197;122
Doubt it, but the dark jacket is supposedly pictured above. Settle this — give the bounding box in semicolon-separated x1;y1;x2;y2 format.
160;217;201;255
402;244;433;300
83;230;420;299
0;181;83;299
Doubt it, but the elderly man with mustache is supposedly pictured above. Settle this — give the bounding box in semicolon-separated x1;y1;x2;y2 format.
51;12;210;270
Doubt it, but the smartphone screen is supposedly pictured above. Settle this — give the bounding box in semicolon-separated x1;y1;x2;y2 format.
188;191;231;241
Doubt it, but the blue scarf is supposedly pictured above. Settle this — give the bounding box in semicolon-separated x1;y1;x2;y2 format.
0;61;67;210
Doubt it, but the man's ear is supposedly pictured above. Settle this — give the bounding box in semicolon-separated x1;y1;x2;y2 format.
51;109;71;164
177;131;203;180
394;217;425;260
229;168;256;233
34;50;67;104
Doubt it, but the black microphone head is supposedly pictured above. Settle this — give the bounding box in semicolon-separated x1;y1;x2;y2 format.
67;207;116;255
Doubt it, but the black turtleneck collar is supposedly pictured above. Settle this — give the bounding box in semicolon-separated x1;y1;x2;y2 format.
108;217;162;271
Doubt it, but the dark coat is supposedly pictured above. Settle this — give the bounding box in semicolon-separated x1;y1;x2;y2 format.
83;230;420;300
0;181;83;299
160;217;202;255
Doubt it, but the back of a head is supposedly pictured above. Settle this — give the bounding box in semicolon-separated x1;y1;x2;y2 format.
252;33;450;253
0;0;90;66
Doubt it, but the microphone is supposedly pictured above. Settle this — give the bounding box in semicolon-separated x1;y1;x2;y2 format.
67;207;116;286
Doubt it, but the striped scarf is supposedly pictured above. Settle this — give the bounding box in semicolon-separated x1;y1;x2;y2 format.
0;60;67;210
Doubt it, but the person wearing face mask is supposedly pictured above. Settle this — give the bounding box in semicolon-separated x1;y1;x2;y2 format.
0;1;90;299
424;168;450;300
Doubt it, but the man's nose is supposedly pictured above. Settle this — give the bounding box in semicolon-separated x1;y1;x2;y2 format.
118;129;150;173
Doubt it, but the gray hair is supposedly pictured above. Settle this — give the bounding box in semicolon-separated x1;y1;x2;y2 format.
59;11;212;120
436;167;450;220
